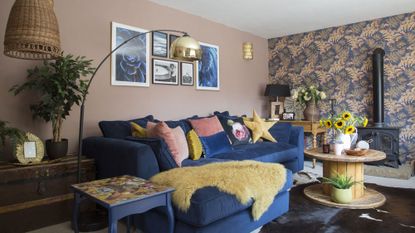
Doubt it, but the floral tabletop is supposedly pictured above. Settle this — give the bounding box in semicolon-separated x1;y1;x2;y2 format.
72;175;173;206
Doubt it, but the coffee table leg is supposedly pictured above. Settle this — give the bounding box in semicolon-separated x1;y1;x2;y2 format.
166;193;174;233
108;210;117;233
72;192;80;233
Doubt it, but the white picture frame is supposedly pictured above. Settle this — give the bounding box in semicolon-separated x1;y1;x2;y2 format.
196;42;220;91
111;22;150;87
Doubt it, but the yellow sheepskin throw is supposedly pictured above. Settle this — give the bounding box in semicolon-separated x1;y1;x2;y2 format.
150;160;287;220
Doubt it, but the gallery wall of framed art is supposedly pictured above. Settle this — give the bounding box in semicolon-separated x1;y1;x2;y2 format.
110;22;220;91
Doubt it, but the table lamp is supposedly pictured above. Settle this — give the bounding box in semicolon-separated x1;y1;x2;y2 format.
264;84;290;120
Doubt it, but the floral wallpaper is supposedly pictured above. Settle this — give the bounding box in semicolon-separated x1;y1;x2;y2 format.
268;12;415;162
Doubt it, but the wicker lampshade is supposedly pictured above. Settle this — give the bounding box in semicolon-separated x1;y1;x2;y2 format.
4;0;61;60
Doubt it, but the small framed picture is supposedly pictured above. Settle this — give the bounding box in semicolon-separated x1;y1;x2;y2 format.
152;31;168;57
271;101;284;119
282;112;295;120
152;59;179;85
180;62;194;86
169;34;179;48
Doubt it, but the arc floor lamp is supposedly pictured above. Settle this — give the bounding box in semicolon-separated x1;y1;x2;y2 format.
3;0;203;183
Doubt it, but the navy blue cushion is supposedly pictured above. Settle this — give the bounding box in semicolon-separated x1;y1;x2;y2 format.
165;115;198;134
171;169;292;227
199;131;232;157
268;122;292;144
125;136;178;171
99;115;154;139
213;141;298;164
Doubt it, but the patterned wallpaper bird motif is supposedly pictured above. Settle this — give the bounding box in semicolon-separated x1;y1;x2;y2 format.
268;12;415;162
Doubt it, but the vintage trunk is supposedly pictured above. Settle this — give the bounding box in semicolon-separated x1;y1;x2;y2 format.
0;157;95;233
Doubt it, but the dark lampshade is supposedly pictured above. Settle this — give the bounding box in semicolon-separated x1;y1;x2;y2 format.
264;84;290;97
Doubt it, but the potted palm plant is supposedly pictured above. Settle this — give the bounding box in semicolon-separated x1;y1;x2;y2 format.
323;173;361;204
10;54;94;159
0;120;26;147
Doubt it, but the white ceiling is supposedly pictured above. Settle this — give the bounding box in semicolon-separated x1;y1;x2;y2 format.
149;0;415;38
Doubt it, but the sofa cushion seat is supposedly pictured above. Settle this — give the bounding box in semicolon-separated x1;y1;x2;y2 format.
211;141;298;164
181;158;230;167
171;169;292;227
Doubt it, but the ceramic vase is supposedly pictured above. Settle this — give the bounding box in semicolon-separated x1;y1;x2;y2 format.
334;143;344;156
331;187;352;204
303;101;320;121
337;133;351;150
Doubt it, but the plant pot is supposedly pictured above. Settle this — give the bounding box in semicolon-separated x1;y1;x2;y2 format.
303;102;320;121
331;187;352;204
46;139;68;160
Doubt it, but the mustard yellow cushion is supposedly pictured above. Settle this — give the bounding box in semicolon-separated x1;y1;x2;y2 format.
186;129;203;160
131;122;147;138
243;110;277;143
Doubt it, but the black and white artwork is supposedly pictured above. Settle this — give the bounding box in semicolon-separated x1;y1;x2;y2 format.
152;59;179;85
152;31;168;57
180;62;194;86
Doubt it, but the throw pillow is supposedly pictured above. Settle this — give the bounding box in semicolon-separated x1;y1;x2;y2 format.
99;115;154;138
188;116;232;157
243;110;277;143
171;126;189;166
147;122;189;166
186;129;203;160
218;116;252;145
131;122;147;137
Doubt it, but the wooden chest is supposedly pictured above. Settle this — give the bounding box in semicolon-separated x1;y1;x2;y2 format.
0;157;95;233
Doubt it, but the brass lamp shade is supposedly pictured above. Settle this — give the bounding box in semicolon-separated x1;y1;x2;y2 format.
170;34;202;61
4;0;61;60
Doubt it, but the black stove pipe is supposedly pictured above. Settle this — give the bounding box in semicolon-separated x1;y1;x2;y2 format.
372;48;385;127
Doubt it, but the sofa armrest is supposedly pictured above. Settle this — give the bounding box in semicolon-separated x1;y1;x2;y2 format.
82;137;160;179
289;126;304;171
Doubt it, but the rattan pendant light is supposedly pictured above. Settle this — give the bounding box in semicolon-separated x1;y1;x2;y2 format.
4;0;61;60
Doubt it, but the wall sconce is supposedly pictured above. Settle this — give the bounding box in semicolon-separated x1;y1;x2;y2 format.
242;42;253;60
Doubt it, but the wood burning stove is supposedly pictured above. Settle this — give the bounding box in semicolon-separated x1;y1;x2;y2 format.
358;48;400;168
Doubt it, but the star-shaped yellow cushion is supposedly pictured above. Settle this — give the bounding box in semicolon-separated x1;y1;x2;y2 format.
243;110;277;143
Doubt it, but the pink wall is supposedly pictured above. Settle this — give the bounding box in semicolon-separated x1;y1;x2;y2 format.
0;0;268;156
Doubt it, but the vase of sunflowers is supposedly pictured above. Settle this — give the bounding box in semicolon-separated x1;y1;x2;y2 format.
292;85;327;121
321;111;368;150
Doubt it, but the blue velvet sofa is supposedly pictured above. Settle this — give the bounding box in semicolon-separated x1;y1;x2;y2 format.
82;114;304;233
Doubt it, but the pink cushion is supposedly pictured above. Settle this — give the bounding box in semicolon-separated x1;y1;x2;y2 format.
147;122;188;166
189;116;224;137
171;126;189;166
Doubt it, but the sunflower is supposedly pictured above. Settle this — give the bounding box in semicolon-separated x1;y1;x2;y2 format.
319;119;323;127
342;111;352;121
363;117;368;127
345;126;355;134
324;120;332;128
334;120;345;129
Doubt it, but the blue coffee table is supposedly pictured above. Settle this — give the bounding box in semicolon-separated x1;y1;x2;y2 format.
72;175;175;233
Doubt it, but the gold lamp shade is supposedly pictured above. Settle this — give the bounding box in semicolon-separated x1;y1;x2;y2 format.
4;0;61;60
170;34;202;61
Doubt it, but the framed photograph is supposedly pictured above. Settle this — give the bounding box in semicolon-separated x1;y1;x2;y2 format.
196;42;220;91
152;31;168;57
111;22;150;87
180;62;194;86
152;59;179;85
271;101;284;119
14;132;44;164
169;34;179;48
282;112;295;120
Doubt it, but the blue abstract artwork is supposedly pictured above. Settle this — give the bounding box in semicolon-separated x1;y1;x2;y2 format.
111;22;149;87
197;42;219;90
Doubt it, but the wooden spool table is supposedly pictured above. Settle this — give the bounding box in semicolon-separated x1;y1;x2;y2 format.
304;148;387;209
